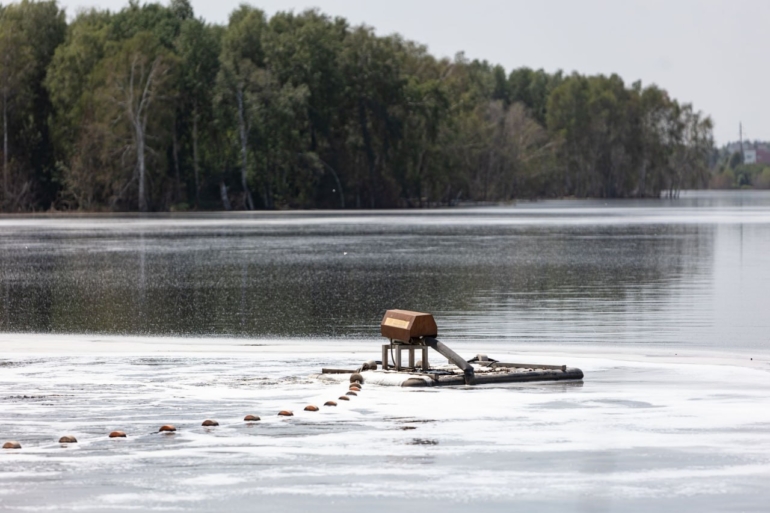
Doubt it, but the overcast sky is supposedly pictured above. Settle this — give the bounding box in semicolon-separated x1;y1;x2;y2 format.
59;0;769;145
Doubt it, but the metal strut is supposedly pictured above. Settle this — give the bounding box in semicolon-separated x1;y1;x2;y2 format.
424;337;475;385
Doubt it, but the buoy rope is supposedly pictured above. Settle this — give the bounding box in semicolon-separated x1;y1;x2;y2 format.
3;375;365;450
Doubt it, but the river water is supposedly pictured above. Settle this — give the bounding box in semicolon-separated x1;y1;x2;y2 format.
1;190;769;512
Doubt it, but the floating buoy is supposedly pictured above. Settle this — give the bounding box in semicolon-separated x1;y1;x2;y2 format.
402;378;429;387
159;425;176;433
109;431;126;438
324;401;337;407
346;391;357;396
3;441;21;449
244;415;260;422
59;436;77;444
304;405;319;412
278;410;294;417
350;373;364;384
201;420;219;427
349;385;361;391
338;396;350;401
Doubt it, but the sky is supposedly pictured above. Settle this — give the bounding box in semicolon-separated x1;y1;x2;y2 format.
59;0;770;145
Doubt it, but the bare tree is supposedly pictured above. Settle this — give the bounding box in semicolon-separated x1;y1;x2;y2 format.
114;50;170;212
102;35;173;211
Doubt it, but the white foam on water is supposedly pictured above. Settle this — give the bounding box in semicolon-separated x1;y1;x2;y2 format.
2;334;770;511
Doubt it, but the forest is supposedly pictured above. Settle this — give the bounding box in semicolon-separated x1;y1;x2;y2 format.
0;0;715;212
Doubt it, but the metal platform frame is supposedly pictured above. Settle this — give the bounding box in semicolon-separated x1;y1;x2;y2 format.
381;341;429;371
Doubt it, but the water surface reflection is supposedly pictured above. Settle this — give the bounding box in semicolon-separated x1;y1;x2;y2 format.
1;191;768;351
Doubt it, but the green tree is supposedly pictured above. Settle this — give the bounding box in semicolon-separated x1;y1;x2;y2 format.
0;0;64;210
45;9;112;209
0;1;717;210
176;17;220;206
216;5;268;209
340;28;408;207
0;10;32;206
96;32;176;211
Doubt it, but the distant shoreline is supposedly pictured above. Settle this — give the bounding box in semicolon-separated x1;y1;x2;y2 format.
3;189;770;216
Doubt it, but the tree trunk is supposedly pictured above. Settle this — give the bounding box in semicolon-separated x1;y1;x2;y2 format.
236;89;254;210
219;181;231;210
358;99;376;208
417;149;426;208
137;123;147;212
172;122;181;203
263;143;269;209
192;105;200;208
2;92;7;206
319;157;345;209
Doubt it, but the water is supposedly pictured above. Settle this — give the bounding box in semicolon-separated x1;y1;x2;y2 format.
1;190;770;511
2;190;769;349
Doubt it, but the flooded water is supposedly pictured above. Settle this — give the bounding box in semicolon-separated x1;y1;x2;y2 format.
1;190;770;512
2;190;769;349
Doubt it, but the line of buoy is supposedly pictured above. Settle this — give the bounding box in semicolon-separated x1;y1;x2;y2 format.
3;374;366;450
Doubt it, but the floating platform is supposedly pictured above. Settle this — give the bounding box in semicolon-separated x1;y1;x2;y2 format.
322;362;584;387
321;309;584;387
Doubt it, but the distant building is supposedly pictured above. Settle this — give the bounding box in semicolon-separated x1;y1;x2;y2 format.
757;148;770;164
726;141;770;164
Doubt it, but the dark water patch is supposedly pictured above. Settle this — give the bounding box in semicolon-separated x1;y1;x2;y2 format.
385;455;435;465
591;399;659;408
408;438;439;445
2;194;770;352
388;418;437;424
4;394;72;402
537;400;591;410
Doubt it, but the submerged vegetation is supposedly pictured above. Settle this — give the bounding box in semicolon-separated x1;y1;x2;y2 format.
0;0;714;212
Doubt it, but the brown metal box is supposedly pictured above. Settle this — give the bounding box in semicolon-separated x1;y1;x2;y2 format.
380;309;437;342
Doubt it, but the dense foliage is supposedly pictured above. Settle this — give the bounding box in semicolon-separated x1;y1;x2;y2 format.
0;0;714;211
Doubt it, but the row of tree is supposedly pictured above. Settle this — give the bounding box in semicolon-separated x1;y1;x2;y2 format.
0;0;715;212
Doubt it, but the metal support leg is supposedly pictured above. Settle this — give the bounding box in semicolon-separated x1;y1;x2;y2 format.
382;344;390;370
422;347;429;370
395;346;401;370
408;348;415;368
